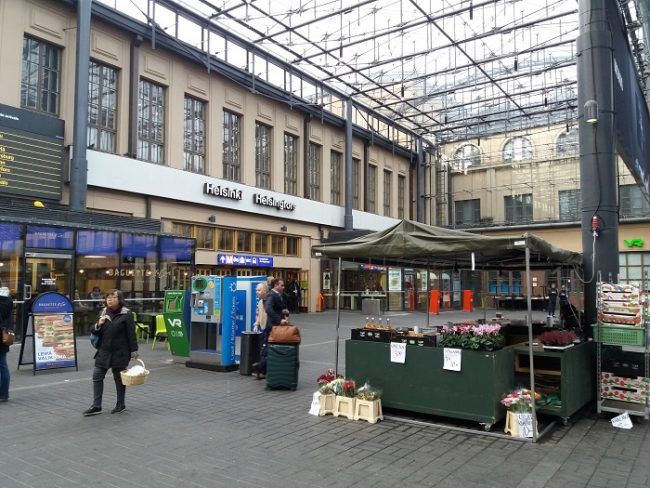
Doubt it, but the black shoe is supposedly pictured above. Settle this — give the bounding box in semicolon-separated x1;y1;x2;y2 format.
83;405;102;416
111;404;126;414
251;362;260;373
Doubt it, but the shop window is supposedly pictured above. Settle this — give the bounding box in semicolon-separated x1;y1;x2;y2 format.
184;96;206;173
284;133;298;195
171;223;192;238
137;79;165;164
271;235;284;254
255;233;270;254
255;122;272;189
223;110;241;182
218;229;234;251
286;236;299;257
120;233;157;299
88;61;118;153
21;37;61;115
195;226;214;250
236;231;252;252
0;224;23;296
160;237;195;290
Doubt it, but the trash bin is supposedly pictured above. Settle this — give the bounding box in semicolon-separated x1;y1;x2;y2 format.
240;332;263;375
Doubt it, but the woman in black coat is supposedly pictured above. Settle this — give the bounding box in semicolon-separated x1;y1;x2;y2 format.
0;285;14;402
83;289;138;416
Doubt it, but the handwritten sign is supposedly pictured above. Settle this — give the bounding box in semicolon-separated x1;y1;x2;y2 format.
308;392;322;416
517;413;534;438
443;348;462;371
611;412;633;429
390;342;406;363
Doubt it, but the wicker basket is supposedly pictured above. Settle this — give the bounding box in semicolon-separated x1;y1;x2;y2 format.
120;359;150;386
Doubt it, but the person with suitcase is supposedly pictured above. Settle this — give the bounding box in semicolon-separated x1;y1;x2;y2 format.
252;278;288;379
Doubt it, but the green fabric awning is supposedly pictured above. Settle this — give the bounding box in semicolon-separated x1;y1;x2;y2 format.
312;220;582;269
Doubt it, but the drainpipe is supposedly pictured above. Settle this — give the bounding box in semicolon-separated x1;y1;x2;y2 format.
344;99;353;230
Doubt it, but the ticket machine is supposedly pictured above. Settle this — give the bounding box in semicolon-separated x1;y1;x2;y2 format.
187;275;237;371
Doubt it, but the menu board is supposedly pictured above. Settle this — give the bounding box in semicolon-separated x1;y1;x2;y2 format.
0;103;64;200
33;313;76;370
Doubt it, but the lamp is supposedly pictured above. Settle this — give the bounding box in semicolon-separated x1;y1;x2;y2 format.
280;225;288;232
208;215;216;223
584;99;598;124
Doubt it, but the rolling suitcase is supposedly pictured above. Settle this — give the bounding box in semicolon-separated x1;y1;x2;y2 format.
266;344;299;391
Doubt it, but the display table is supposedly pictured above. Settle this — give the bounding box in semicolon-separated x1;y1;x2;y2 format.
346;340;515;428
514;341;595;423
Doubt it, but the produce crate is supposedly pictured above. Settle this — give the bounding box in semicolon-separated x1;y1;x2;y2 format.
593;325;645;346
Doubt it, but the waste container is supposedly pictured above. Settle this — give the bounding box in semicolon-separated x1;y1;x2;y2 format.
240;332;263;375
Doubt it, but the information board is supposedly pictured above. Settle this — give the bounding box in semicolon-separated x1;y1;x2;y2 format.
0;104;65;200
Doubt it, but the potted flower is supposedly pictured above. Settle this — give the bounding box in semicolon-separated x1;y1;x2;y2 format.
354;382;383;424
537;330;577;350
501;388;540;437
334;379;357;419
440;323;505;351
315;369;338;416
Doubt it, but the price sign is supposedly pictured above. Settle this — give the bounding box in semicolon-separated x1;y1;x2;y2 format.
443;348;462;371
611;412;633;429
517;413;535;438
308;392;322;416
390;342;406;363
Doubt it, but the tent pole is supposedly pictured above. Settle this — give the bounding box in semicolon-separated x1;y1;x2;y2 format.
525;244;538;442
335;257;343;376
426;259;431;328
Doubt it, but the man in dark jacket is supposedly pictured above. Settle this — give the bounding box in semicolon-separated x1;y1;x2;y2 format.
253;278;288;378
0;285;14;402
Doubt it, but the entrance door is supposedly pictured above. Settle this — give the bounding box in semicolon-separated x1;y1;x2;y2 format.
25;252;73;300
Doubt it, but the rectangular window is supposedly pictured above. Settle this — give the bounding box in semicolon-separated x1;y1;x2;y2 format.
271;235;284;254
255;122;272;189
330;151;341;205
504;194;533;224
236;231;252;252
255;233;270;254
367;165;377;213
184;96;206;173
284;133;298;195
619;252;650;290
21;37;61;115
223;111;241;181
307;143;321;201
455;199;481;226
286;236;299;256
195;226;214;249
171;223;192;237
398;175;406;219
383;170;392;216
352;158;360;209
218;229;234;250
137;79;165;163
87;61;118;153
559;189;581;222
620;184;650;218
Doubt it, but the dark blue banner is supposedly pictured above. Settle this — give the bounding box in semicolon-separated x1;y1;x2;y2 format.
77;230;119;255
0;223;22;252
161;237;194;261
26;226;74;249
122;233;157;259
32;292;73;313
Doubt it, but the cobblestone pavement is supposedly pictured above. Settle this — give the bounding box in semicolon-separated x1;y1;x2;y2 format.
1;310;649;488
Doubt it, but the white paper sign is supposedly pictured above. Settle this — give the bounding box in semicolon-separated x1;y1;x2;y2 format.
390;342;407;363
517;413;534;438
308;392;322;416
611;412;633;429
443;348;462;371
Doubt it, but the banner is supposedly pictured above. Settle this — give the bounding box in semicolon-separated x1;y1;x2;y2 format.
33;313;76;370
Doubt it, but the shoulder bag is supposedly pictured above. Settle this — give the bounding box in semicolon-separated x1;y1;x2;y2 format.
268;323;301;344
1;328;15;346
89;329;102;349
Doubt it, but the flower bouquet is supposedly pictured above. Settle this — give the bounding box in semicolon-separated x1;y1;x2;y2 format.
537;330;577;350
316;368;337;394
501;388;540;438
312;369;341;416
354;382;383;423
440;322;505;351
333;379;357;419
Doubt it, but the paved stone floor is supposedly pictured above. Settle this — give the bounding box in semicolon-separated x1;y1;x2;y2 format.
1;309;649;488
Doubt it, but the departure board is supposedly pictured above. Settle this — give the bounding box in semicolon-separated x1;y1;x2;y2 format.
0;103;64;200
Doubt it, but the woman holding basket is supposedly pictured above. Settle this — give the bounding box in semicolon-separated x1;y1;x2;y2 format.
83;289;139;416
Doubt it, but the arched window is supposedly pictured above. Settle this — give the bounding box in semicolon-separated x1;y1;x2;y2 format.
453;144;481;170
502;136;533;162
556;129;578;156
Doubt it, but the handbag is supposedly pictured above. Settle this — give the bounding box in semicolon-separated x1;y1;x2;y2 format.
89;329;102;349
1;327;14;346
268;324;301;344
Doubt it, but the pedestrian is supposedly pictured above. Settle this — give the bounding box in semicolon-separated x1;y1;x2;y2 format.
547;283;558;317
559;285;569;307
89;286;103;309
83;289;139;416
252;282;268;333
253;278;288;379
0;284;14;402
287;278;301;314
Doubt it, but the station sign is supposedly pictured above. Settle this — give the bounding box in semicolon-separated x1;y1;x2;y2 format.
217;253;274;267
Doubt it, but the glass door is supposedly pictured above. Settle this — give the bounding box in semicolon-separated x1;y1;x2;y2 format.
25;252;73;300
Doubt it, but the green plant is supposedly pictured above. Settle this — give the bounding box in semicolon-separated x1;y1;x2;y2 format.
440;323;505;351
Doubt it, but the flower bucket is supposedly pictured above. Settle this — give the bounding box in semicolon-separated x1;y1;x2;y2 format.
319;393;336;416
333;396;356;420
504;411;538;438
353;399;383;424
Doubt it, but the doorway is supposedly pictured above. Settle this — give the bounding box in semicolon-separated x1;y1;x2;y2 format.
24;252;73;300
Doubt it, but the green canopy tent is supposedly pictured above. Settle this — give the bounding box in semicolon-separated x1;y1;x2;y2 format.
312;219;583;441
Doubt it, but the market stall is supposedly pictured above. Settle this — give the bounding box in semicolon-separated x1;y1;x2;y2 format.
312;220;584;440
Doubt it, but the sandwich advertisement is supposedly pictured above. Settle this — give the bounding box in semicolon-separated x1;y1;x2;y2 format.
29;292;77;372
